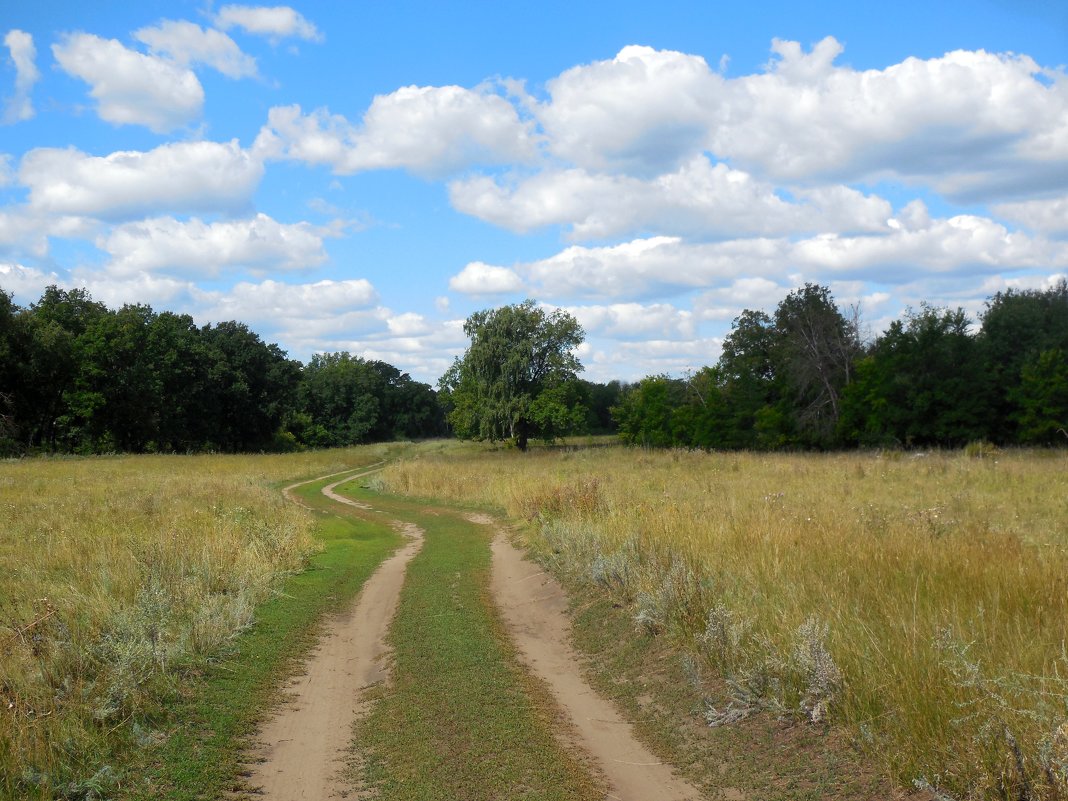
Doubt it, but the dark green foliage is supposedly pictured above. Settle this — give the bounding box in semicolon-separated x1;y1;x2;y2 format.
441;299;586;450
980;280;1068;441
610;283;1063;452
0;285;445;454
838;305;991;447
1013;349;1068;444
297;352;444;447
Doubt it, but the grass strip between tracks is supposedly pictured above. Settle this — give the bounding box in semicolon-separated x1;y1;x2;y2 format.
120;471;401;801
338;484;605;801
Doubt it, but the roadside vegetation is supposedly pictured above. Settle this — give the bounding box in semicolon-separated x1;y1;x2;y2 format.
380;445;1068;800
0;447;393;799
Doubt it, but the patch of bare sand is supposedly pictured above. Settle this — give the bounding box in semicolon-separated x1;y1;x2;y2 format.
321;475;374;509
486;524;705;801
244;487;421;800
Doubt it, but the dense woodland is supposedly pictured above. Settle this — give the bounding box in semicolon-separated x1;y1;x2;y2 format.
614;281;1068;449
1;281;1065;456
0;287;445;455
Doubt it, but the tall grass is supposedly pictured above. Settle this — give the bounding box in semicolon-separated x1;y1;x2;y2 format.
0;447;391;800
381;446;1068;800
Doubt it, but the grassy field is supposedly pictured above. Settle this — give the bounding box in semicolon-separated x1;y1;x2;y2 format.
379;445;1068;801
0;447;396;799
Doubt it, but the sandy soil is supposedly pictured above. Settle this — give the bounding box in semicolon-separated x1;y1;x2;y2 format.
244;476;421;800
485;519;704;801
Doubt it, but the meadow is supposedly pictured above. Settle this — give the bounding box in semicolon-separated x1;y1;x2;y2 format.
0;446;393;799
380;445;1068;800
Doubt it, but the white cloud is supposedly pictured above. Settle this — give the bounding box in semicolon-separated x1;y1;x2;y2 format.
100;213;330;277
198;277;377;323
214;5;323;42
0;207;97;258
993;194;1068;234
0;261;60;299
538;44;722;175
52;33;203;133
133;20;257;79
711;39;1068;198
20;140;263;218
562;302;697;340
460;213;1068;302
3;30;39;123
528;40;1068;201
448;261;525;295
255;88;537;176
449;157;892;239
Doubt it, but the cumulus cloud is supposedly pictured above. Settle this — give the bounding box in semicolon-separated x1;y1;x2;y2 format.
214;5;323;42
3;30;39;123
0;261;61;298
456;213;1068;301
20;140;263;218
711;39;1068;198
198;277;377;323
100;213;330;277
0;207;97;258
562;301;697;340
448;261;526;294
538;44;722;175
449;157;892;239
525;40;1068;201
133;20;258;79
52;33;203;132
993;194;1068;234
255;87;537;177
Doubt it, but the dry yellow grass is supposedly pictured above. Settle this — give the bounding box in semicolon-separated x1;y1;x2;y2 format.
381;445;1068;800
0;446;392;799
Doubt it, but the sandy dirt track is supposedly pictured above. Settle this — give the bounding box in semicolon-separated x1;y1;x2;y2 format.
245;472;421;800
485;520;704;801
248;471;703;799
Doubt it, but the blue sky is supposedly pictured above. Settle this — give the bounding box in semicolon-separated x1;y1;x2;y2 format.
1;1;1066;383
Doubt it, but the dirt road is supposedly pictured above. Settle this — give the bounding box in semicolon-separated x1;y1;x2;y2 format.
245;472;421;800
247;472;703;799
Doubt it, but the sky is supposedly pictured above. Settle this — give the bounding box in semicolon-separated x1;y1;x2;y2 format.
0;1;1066;385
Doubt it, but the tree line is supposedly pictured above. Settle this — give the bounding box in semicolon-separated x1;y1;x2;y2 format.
4;281;1065;456
613;281;1068;449
0;287;446;455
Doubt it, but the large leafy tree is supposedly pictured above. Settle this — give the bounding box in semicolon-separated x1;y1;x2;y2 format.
441;300;585;450
980;280;1068;441
773;283;860;447
838;305;991;446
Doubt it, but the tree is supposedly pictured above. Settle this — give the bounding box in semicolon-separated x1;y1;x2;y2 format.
441;300;585;450
980;280;1068;441
773;284;860;447
838;305;991;446
1013;349;1068;445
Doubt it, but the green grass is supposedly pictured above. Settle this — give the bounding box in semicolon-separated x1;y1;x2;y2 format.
118;473;401;801
338;485;605;801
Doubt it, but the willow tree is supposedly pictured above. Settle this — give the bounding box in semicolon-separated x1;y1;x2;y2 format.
440;300;585;450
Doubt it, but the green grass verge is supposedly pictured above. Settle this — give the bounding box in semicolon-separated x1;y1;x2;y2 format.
118;472;401;801
338;486;605;801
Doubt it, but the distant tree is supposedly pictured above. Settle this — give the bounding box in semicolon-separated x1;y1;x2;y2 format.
199;321;301;451
441;300;585;450
839;305;991;446
716;310;780;448
980;280;1068;441
580;379;623;434
612;375;686;447
772;284;860;447
1013;349;1068;445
